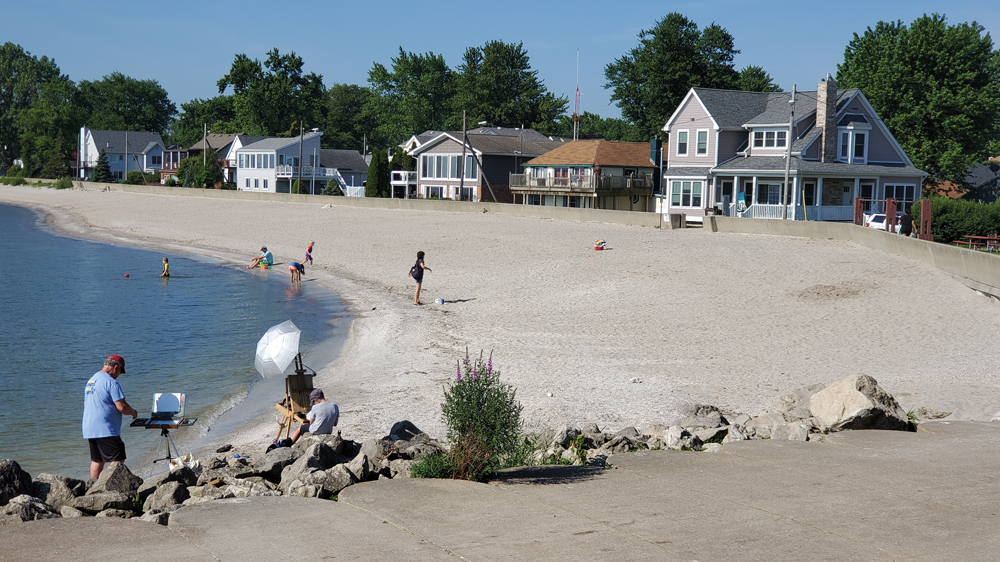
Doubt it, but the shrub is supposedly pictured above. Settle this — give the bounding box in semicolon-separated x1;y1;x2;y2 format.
912;196;1000;243
53;176;73;189
0;176;26;186
6;164;24;177
441;351;523;481
164;178;178;187
124;170;146;185
410;452;455;479
322;180;343;196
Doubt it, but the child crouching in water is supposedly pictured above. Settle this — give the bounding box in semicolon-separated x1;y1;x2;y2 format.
159;257;169;278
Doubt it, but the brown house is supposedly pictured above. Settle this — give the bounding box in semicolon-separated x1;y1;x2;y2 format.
509;140;658;211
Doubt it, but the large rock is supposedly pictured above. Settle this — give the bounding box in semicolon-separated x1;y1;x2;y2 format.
770;383;826;422
69;492;134;514
286;464;357;498
388;459;417;479
253;447;302;483
142;481;189;512
32;473;86;510
279;443;338;488
60;506;85;518
87;463;143;496
549;425;581;448
162;465;199;487
358;438;395;463
690;426;728;444
95;509;133;519
676;404;727;429
809;375;911;432
0;495;60;526
744;412;787;439
771;422;811;441
345;453;370;482
0;460;33;506
293;432;345;455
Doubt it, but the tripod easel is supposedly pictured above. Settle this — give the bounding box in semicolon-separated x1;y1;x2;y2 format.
130;417;197;477
275;353;316;441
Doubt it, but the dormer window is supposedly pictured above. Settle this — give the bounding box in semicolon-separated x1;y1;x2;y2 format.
752;130;787;148
838;130;868;164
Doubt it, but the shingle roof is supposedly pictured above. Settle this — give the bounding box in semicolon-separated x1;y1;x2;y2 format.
465;127;557;141
320;149;368;171
690;88;857;129
466;134;566;155
712;155;923;175
663;167;712;177
791;127;821;153
524;140;655;168
240;132;322;151
189;134;239;151
837;113;870;127
89;130;163;154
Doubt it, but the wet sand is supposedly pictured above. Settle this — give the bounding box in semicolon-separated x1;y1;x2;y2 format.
3;185;998;455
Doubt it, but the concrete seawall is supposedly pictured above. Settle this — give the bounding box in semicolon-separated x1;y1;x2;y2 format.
37;179;667;229
706;216;1000;298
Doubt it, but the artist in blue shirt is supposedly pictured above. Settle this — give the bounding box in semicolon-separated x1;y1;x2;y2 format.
83;354;138;479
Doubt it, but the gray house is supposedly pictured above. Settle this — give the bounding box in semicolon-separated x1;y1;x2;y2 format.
660;75;926;222
78;127;164;181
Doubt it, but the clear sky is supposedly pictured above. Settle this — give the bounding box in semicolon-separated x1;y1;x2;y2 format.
5;0;997;120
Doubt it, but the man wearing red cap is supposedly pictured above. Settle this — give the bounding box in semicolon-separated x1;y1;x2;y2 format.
82;355;138;478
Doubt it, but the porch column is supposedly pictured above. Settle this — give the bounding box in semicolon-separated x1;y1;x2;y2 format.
854;177;860;201
733;175;740;214
708;178;716;211
791;176;799;219
816;177;823;207
751;176;758;206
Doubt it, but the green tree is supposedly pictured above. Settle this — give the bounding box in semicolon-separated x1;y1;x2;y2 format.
552;111;646;141
217;49;325;136
322;83;371;151
362;48;454;147
16;77;83;175
169;96;237;148
837;14;1000;184
322;179;343;195
365;147;389;197
78;72;176;134
291;179;301;194
174;148;223;188
0;43;64;168
92;148;114;183
604;13;741;139
450;41;568;133
736;65;782;92
391;146;415;171
39;131;70;179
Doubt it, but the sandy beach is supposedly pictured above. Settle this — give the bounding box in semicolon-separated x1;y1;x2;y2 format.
3;185;999;454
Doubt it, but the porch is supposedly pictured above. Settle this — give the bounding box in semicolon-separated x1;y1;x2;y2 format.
726;203;855;221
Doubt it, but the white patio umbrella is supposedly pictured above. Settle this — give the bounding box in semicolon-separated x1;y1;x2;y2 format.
254;320;301;378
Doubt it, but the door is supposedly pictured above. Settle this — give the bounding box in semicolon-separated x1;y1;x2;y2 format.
860;182;875;212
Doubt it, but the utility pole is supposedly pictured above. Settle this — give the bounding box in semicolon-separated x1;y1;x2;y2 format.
781;85;796;220
297;122;304;194
459;110;466;200
203;123;207;167
573;49;580;142
311;147;317;195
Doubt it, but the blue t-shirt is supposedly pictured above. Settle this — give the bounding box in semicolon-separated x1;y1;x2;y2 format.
262;250;274;265
82;371;125;439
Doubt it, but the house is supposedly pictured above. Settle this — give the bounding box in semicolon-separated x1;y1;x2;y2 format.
406;128;567;202
509;140;658;211
927;157;1000;202
234;132;323;193
78;127;164;181
320;149;368;195
161;134;269;184
660;76;926;222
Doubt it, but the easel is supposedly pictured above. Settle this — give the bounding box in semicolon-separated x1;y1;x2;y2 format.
130;417;197;478
274;353;315;441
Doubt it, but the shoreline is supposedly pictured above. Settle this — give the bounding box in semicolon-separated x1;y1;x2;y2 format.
2;185;999;465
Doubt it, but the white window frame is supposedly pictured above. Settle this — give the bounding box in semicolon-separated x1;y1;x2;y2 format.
464;155;477;180
853;132;867;164
670;180;703;207
753;131;764;148
676;130;689;156
837;129;870;164
776;131;787;148
696;130;708;155
421;155;432;179
263;179;268;190
254;178;259;189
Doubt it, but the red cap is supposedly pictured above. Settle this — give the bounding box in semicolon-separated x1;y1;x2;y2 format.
106;354;126;374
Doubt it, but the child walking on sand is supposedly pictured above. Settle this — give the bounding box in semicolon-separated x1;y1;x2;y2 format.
159;257;169;278
305;241;314;265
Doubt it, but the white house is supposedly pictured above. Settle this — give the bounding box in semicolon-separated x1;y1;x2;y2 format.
78;127;164;181
235;132;323;193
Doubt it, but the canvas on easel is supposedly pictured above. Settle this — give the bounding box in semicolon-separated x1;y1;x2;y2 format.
274;354;314;440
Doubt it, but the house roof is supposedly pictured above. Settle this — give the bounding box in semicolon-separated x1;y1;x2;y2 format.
189;134;238;151
320;149;368;172
837;113;870;127
240;132;322;151
409;132;567;157
524;140;655;168
88;130;163;154
689;88;857;129
663;167;712;177
465;127;557;141
712;155;924;176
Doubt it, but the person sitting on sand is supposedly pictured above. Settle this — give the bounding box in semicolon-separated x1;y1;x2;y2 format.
288;261;305;283
247;246;273;269
289;389;338;443
159;257;169;278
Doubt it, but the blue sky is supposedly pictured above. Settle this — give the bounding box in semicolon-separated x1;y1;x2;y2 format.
5;0;997;120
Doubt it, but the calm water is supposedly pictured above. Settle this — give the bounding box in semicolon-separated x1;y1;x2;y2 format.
0;203;348;479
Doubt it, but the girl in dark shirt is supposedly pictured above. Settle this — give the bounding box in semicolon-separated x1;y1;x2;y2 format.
409;251;431;305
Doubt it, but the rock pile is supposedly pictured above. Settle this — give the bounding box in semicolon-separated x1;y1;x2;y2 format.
0;420;446;528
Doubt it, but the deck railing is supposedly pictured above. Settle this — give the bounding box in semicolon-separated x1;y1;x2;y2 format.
726;203;855;221
276;165;338;178
509;173;653;192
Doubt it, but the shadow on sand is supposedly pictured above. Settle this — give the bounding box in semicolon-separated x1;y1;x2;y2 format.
492;464;605;486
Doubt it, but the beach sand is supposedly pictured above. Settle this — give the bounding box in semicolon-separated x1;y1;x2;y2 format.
3;185;999;454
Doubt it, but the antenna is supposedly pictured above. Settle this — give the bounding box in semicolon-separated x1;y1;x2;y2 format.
573;49;580;142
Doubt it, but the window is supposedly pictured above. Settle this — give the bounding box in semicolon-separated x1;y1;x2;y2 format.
676;131;688;155
528;194;541;205
246;178;250;188
151;155;162;166
839;131;869;163
239;154;245;168
269;154;274;168
465;155;477;179
854;133;866;160
254;178;259;188
670;180;703;206
885;184;916;210
776;131;786;148
840;132;850;160
421;155;432;178
450;155;459;179
803;183;816;206
696;130;708;155
765;131;776;147
258;154;264;169
767;184;781;205
263;179;268;190
279;154;285;166
554;167;569;178
569;196;580;208
754;131;764;147
434;156;444;178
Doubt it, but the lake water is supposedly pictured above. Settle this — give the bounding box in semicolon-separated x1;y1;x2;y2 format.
0;203;348;479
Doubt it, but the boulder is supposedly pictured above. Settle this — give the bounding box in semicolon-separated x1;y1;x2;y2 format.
722;425;748;444
690;426;728;444
600;436;632;454
60;506;85;518
640;424;669;438
70;492;134;514
346;453;370;482
253;447;303;483
809;375;911;432
550;425;581;448
702;443;722;453
162;465;199;487
139;510;171;525
0;460;33;506
744;412;787;439
676;404;727;429
202;455;228;470
279;443;338;489
95;509;133;518
359;438;395;463
771;422;811;441
142;481;190;512
662;425;686;449
0;494;60;526
581;422;601;435
402;443;443;461
32;473;86;510
293;432;345;455
770;383;826;422
87;463;142;497
286;464;357;498
388;459;417;479
389;420;425;441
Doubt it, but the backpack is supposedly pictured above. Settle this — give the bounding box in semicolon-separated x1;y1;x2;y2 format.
409;264;420;278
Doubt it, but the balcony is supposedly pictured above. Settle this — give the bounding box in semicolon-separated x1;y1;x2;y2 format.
509;173;654;193
276;165;339;178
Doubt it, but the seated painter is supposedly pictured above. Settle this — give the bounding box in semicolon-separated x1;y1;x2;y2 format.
247;246;274;269
290;388;339;443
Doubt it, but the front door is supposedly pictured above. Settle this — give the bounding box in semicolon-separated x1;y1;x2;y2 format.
860;182;875;212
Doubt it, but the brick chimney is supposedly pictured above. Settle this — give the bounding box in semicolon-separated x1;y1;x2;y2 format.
816;75;838;163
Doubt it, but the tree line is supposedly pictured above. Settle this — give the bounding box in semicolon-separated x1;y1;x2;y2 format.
1;12;996;186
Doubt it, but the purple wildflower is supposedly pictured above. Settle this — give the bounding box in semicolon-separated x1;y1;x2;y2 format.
456;361;462;382
472;366;478;381
487;353;493;373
